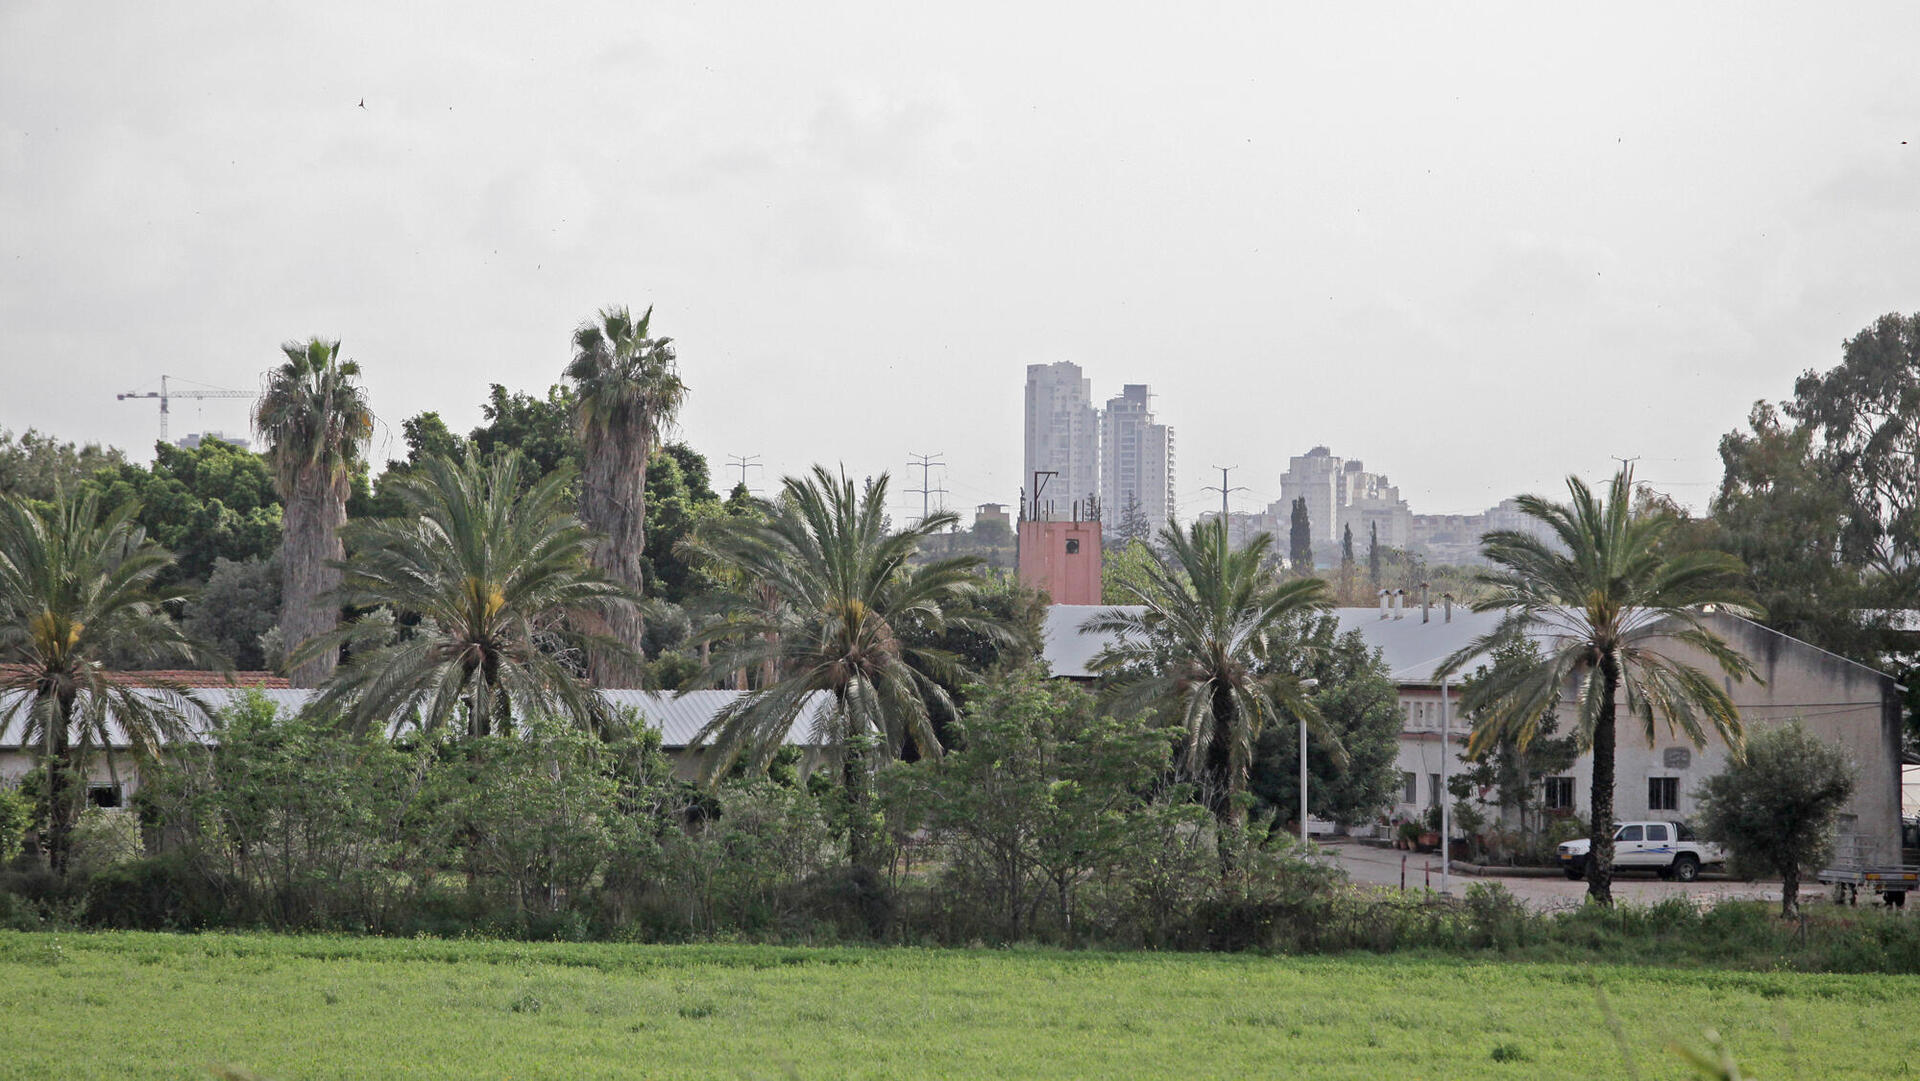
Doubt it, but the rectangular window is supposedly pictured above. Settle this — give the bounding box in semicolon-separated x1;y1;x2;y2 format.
1617;824;1644;842
1428;773;1442;807
87;783;123;809
1644;824;1669;842
1542;776;1574;811
1401;771;1417;804
1648;776;1679;812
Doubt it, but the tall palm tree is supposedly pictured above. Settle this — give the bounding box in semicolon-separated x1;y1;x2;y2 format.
255;337;372;687
687;466;998;867
567;305;686;687
1440;469;1759;905
0;489;212;871
299;452;634;739
1084;518;1334;842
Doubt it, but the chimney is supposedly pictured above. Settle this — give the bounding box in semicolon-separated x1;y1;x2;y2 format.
1378;589;1390;619
1392;588;1405;620
1443;593;1454;623
1420;582;1431;623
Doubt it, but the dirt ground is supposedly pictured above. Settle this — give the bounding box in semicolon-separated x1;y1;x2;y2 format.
1321;839;1796;911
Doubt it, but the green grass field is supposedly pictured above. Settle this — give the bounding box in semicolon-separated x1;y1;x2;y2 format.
0;932;1913;1080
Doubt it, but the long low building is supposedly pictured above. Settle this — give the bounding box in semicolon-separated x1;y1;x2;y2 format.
1044;601;1908;864
0;678;832;803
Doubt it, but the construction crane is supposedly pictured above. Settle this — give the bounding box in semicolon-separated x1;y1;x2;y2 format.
116;375;256;443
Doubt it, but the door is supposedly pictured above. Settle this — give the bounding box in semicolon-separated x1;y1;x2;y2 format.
1641;823;1673;865
1613;824;1648;866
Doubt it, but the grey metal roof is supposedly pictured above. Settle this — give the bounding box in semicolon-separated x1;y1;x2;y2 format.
1042;603;1517;686
0;688;829;749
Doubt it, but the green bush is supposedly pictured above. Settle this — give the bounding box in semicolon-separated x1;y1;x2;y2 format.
65;807;142;879
0;784;29;865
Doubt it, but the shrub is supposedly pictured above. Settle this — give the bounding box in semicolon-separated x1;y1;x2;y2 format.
66;807;143;880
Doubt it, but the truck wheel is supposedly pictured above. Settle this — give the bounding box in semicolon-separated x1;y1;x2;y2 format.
1671;855;1700;883
1886;891;1907;909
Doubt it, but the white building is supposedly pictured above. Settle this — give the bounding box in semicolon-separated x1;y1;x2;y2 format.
1022;362;1100;521
1100;384;1174;529
1046;600;1908;865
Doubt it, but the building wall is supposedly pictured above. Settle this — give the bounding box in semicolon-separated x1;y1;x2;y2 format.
1017;519;1104;605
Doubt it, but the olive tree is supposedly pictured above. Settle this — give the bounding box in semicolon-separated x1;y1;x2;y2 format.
1695;720;1856;917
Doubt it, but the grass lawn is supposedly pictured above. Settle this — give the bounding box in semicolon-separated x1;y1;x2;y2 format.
0;932;1913;1080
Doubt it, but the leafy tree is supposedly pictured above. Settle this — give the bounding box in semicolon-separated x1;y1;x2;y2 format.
0;429;125;503
568;306;687;686
0;784;30;865
1696;720;1856;918
84;437;281;585
1368;521;1380;586
1289;497;1312;576
1340;524;1357;604
254;337;372;687
1248;616;1402;828
1102;538;1162;604
1441;468;1759;905
888;671;1173;941
183;555;281;671
687;466;997;868
1084;517;1333;847
303;452;634;739
1782;312;1920;573
0;489;213;871
641;443;727;604
472;383;580;483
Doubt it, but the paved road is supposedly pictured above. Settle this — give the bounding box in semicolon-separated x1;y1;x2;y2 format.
1321;841;1787;911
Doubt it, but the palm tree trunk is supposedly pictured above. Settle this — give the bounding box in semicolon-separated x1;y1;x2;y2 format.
283;467;347;688
1216;685;1245;880
582;425;649;687
842;743;872;869
1586;652;1620;906
44;689;77;874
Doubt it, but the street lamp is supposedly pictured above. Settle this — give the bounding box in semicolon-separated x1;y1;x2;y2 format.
1298;677;1320;844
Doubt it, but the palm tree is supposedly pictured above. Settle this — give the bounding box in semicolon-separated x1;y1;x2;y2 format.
299;452;634;739
0;489;212;871
567;305;687;686
1439;468;1759;905
254;337;373;688
687;466;997;867
1083;518;1334;841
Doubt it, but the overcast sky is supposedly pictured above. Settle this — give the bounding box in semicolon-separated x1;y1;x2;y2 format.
4;3;1918;523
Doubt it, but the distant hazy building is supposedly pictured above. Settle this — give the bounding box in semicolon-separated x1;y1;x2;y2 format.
1409;498;1557;565
1023;362;1100;520
1272;447;1410;558
1196;508;1283;550
175;430;251;452
1100;384;1175;529
974;503;1011;531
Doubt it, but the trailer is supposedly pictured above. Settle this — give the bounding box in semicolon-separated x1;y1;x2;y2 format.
1818;833;1917;908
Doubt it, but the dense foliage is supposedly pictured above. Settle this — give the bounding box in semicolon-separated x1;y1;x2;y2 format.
1697;721;1858;917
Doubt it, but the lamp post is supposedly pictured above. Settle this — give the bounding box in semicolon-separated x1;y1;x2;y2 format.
1440;675;1451;894
1298;677;1320;845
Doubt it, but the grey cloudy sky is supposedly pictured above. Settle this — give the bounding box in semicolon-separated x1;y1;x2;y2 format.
4;3;1918;522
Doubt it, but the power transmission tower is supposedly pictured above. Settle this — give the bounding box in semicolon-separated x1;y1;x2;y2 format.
1200;465;1249;523
725;454;763;494
906;452;948;526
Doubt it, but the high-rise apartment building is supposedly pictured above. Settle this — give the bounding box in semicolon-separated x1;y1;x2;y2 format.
1273;447;1411;555
1101;384;1175;529
1023;362;1100;520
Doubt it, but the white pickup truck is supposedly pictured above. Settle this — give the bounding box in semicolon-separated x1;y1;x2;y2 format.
1557;820;1726;882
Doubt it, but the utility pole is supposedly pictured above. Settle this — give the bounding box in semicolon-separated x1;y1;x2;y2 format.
1441;675;1452;894
725;454;762;493
906;452;948;526
1200;465;1249;542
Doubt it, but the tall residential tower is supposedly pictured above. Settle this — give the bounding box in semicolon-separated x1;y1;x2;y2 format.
1023;361;1100;520
1101;384;1175;529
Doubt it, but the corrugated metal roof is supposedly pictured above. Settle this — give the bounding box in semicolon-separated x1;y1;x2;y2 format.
0;688;831;749
1043;603;1521;685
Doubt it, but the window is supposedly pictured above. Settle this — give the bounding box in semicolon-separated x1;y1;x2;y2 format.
1644;824;1669;842
1401;771;1417;804
87;783;123;809
1542;776;1575;811
1648;776;1679;812
1617;825;1644;842
1428;773;1442;807
1065;539;1080;554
